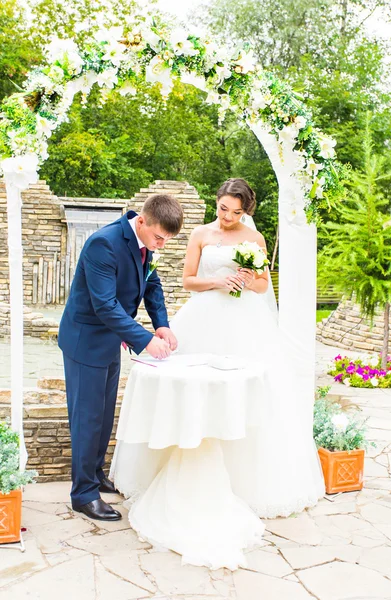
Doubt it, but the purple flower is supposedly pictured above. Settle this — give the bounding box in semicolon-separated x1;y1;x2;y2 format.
362;374;370;381
346;365;356;374
334;374;343;382
335;355;342;360
356;367;364;376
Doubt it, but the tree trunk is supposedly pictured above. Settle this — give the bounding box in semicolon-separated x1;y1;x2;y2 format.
381;302;390;370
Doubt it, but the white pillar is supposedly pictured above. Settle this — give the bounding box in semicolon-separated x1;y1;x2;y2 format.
250;123;317;426
1;155;39;469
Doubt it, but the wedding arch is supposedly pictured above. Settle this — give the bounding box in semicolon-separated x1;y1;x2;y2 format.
0;16;343;467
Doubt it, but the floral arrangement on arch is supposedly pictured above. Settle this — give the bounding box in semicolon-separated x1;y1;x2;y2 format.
328;353;391;389
0;15;346;224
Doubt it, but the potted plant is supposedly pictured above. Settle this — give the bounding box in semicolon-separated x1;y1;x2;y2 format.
0;420;36;544
313;387;375;494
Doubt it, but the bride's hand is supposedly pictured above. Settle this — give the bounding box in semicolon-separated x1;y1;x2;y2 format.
216;274;245;293
237;268;255;288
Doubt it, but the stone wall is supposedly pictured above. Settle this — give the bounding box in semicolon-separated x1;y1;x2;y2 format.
0;303;59;338
0;180;63;304
317;300;391;353
0;179;205;334
0;377;127;482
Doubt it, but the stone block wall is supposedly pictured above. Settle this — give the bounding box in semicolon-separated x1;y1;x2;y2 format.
0;376;127;482
317;300;391;353
0;179;205;335
0;303;58;338
0;180;63;304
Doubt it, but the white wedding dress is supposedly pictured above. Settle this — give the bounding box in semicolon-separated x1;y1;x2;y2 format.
111;243;325;569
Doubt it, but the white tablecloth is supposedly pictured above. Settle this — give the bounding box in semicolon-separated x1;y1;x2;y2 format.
116;354;265;449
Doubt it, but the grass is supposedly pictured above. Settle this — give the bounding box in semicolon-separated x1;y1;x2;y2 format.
317;309;332;323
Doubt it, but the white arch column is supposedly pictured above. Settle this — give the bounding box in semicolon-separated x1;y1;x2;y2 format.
250;123;317;425
1;155;38;469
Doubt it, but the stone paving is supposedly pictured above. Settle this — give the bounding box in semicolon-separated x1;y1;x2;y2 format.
1;342;391;600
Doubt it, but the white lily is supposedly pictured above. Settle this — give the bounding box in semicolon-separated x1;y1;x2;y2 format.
318;135;337;159
142;28;161;52
315;176;326;199
46;37;83;75
251;91;267;111
36;115;56;138
1;153;39;190
206;91;220;105
97;67;118;89
102;40;127;67
278;124;298;146
234;49;256;74
96;26;123;45
145;56;173;97
170;29;198;56
306;158;324;176
118;82;137;96
215;64;232;84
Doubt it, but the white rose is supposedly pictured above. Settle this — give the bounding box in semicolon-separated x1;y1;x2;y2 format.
331;413;349;432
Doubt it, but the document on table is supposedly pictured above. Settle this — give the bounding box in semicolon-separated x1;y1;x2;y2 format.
131;354;211;368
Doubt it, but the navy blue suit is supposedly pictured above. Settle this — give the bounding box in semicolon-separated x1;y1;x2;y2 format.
58;210;169;507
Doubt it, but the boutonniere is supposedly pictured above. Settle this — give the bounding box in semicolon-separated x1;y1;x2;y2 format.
146;252;161;281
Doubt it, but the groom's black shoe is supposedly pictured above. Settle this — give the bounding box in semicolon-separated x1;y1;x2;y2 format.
99;475;119;494
73;498;122;521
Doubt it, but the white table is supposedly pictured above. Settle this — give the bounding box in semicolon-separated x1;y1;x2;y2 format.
112;354;266;569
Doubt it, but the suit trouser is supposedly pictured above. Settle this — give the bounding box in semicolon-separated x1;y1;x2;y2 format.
63;352;121;508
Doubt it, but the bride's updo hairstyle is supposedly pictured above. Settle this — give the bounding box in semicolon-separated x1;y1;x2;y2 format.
217;178;256;216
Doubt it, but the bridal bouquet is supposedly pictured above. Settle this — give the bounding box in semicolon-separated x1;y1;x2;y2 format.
231;241;269;298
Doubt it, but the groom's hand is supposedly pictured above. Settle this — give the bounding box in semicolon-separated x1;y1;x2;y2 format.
146;336;171;360
155;327;178;351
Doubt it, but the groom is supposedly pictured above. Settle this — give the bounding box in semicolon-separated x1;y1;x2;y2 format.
58;194;183;521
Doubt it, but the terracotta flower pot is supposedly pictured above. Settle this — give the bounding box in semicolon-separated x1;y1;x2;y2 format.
318;447;365;494
0;488;22;544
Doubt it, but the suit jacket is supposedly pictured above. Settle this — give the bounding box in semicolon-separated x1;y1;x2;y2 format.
58;210;169;367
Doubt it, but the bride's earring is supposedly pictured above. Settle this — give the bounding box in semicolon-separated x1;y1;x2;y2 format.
241;215;246;223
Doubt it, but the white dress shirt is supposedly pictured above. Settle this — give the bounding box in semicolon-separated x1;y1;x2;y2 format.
129;215;145;249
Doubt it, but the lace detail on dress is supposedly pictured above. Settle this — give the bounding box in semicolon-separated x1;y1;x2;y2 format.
250;495;321;519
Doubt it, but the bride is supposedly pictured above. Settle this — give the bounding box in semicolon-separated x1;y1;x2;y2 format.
111;177;325;568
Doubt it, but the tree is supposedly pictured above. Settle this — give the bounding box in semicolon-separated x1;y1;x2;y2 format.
318;117;391;368
197;0;391;71
0;0;42;100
